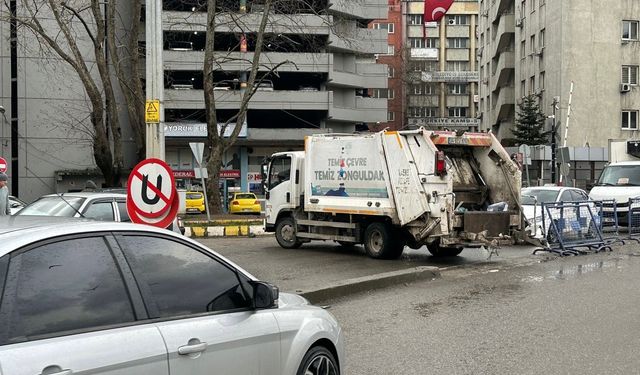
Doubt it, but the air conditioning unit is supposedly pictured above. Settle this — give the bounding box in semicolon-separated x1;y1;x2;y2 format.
515;18;523;27
448;18;456;25
621;83;632;93
535;46;544;56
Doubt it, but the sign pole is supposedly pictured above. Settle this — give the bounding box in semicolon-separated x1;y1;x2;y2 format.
199;162;211;222
145;0;164;159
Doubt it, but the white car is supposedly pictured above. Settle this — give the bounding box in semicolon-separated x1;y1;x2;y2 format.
16;192;184;234
8;195;26;215
521;186;590;238
0;217;344;375
588;161;640;226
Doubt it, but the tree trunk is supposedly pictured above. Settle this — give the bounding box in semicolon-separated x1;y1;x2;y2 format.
206;143;224;215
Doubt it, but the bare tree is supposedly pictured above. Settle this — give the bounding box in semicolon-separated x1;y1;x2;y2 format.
7;0;145;186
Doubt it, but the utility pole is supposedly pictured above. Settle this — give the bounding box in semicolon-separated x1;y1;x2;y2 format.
550;100;557;184
9;0;18;196
145;0;165;159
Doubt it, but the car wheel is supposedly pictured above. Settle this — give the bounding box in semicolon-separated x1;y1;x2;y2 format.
296;346;340;375
363;222;404;259
275;217;302;249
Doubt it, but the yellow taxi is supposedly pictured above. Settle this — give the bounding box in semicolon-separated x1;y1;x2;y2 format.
185;191;206;213
229;192;261;214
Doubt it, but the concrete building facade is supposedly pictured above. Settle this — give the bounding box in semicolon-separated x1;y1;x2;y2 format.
479;0;640;147
403;0;479;131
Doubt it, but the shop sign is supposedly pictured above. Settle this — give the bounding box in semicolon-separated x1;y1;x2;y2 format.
247;172;262;182
173;170;195;178
164;122;248;138
421;71;480;82
409;117;481;127
220;169;241;179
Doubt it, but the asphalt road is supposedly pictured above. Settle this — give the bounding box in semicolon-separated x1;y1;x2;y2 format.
327;246;640;374
196;236;540;293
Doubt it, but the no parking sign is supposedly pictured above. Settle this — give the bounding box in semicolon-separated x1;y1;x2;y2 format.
127;158;179;229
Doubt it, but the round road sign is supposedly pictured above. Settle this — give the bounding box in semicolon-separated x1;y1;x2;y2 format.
0;157;7;173
127;158;178;227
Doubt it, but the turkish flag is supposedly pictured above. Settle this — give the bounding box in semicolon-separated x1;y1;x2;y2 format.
424;0;454;22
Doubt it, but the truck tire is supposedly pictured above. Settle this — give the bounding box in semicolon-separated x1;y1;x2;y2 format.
427;242;463;257
364;222;404;259
275;217;302;249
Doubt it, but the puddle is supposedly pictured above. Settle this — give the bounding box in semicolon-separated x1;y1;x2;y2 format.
413;283;523;317
523;260;624;283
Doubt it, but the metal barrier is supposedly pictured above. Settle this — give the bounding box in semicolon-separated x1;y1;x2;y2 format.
534;201;611;256
628;197;640;237
597;199;620;237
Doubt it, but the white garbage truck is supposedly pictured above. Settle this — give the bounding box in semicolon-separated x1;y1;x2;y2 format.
264;128;522;259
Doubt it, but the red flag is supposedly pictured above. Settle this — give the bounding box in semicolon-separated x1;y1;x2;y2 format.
424;0;454;22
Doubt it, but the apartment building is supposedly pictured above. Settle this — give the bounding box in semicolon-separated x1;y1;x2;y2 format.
161;0;390;195
403;0;479;131
479;0;640;147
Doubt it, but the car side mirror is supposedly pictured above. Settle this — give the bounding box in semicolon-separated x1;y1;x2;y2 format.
10;203;20;208
251;281;279;309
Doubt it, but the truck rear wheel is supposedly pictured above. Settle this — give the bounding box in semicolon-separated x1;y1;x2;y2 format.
427;242;463;257
364;222;404;259
275;217;302;249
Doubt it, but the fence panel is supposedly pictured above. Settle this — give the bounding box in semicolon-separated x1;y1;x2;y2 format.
629;197;640;236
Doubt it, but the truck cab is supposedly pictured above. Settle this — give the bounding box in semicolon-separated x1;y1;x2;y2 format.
264;152;304;234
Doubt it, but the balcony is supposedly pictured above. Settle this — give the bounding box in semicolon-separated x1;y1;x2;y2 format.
493;86;515;123
446;49;471;61
164;51;332;73
329;62;388;88
162;11;331;35
407;24;439;38
491;13;515;59
491;51;514;93
446;95;470;108
164;89;332;111
329;0;387;20
329;97;387;123
328;26;387;54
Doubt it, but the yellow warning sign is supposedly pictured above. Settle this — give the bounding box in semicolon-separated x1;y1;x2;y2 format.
145;99;160;123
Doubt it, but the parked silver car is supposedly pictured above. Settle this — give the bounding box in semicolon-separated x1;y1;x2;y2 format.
8;195;26;215
16;192;184;234
0;217;344;375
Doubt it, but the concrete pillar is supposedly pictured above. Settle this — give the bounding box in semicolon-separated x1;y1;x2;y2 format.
240;146;249;192
145;0;165;159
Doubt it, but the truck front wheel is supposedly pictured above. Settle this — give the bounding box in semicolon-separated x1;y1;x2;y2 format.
364;222;404;259
275;217;303;249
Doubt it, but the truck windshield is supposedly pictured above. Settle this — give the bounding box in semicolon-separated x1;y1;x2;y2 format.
597;165;640;186
521;189;559;205
268;156;291;189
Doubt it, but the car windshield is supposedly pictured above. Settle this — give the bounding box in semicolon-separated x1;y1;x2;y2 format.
521;189;560;205
187;193;202;199
597;165;640;186
17;196;85;217
235;193;255;200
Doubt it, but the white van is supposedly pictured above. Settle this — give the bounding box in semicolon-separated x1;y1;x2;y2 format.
588;161;640;226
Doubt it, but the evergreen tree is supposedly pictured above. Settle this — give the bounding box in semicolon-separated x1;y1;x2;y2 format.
512;94;549;146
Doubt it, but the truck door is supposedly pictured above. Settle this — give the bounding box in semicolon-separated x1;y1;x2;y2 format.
266;155;293;225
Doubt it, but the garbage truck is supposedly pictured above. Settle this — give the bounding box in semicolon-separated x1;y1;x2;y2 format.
263;128;523;259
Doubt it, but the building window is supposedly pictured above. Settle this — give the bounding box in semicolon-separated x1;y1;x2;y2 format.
388;66;395;78
413;84;422;95
409;107;438;117
373;22;394;34
447;38;468;48
388;23;395;34
410;38;438;48
539;29;545;48
388;111;395;121
540;71;545;90
388;89;395;100
409;14;424;25
520;40;526;59
449;84;467;95
623;20;639;40
448;107;467;117
622;110;638;130
530;76;535;93
446;61;470;71
520;80;526;98
530;35;535;55
386;45;395;55
446;15;469;25
622;65;639;85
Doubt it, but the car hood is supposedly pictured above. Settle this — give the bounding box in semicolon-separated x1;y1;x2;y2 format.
278;292;311;309
589;186;640;203
522;205;540;219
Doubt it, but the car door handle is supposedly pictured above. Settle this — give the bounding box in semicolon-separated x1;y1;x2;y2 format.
178;342;207;355
40;368;72;375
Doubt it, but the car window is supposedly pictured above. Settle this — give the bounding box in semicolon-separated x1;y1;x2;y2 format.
186;193;203;200
118;236;252;318
17;196;85;217
117;201;130;222
570;190;588;201
521;189;559;205
558;191;573;202
269;156;291;190
2;237;135;343
83;201;115;221
235;193;255;200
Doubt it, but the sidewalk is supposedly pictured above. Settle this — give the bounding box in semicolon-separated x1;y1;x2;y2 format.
179;212;267;237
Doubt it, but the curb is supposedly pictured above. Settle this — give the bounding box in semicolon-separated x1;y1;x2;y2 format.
299;266;441;304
